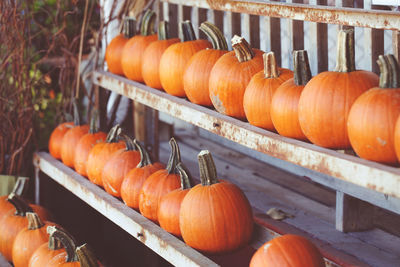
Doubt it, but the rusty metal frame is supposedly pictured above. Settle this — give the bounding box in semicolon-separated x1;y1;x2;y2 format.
161;0;400;31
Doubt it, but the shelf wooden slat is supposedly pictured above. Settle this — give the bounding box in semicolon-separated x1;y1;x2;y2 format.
33;152;219;267
93;71;400;200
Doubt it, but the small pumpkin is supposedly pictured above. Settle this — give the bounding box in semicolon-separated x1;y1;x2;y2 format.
183;22;228;106
49;122;74;160
86;125;125;187
12;212;56;267
158;163;192;237
142;21;180;89
179;150;253;254
298;29;379;149
243;51;293;130
0;177;28;220
139;138;182;222
249;234;325;267
105;17;135;75
159;20;212;97
121;140;164;210
102;134;140;197
121;9;158;82
348;54;400;164
271;50;311;140
74;110;107;177
209;35;264;119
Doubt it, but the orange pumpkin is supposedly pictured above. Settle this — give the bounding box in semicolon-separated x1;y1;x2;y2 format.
243;51;293;130
139;138;182;222
0;177;29;220
86;125;125;187
102;135;140;197
183;22;228;106
159;20;211;97
395;115;400;162
298;29;379;149
271;50;311;140
348;54;400;164
49;122;74;159
121;10;157;82
142;21;180;89
121;140;164;210
209;35;264;119
158;163;192;237
179;150;253;254
249;234;325;267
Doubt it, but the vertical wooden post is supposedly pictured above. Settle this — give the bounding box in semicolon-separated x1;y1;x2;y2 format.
270;0;281;66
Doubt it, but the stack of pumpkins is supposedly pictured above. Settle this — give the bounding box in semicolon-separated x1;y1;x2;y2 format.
0;178;100;267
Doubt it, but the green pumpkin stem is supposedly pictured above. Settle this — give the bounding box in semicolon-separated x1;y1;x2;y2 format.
89;108;100;134
72;99;81;126
123;17;136;38
175;163;192;190
47;226;78;262
264;52;280;79
119;134;136;151
11;177;29;197
199;22;227;50
76;244;99;267
140;9;156;36
158;21;169;40
180;20;197;42
105;124;122;143
377;54;400;88
7;193;33;216
293;50;312;86
26;212;44;230
166;138;181;174
198;150;218;186
334;29;355;73
134;139;152;168
232;35;254;63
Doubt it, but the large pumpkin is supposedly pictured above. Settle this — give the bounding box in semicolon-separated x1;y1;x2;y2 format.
179;150;253;254
142;21;180;89
139;138;182;222
121;10;157;82
298;29;379;149
121;140;164;210
209;35;264;119
49;122;74;159
271;50;311;140
183;22;228;106
159;20;211;97
249;234;325;267
348;54;400;164
243;51;293;130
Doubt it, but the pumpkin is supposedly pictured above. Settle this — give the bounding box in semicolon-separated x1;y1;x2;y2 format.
121;139;164;210
74;110;107;177
139;138;182;222
121;9;157;82
158;163;192;237
209;35;264;119
86;125;125;187
0;177;28;220
243;51;293;130
179;150;253;253
249;234;325;267
271;50;311;140
348;54;400;164
395;114;400;162
298;29;379;148
159;20;212;97
61;100;89;168
12;212;56;267
142;21;180;89
49;122;74;159
102;134;140;197
183;22;228;106
105;17;135;75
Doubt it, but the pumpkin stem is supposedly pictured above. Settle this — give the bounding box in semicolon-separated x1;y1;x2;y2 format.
180;20;197;42
48;234;62;251
334;29;355;73
123;17;136;38
199;21;227;50
387;54;400;88
119;134;136;151
76;244;99;267
232;35;255;63
7;193;33;216
198;150;218;186
47;226;78;262
89;108;100;134
10;177;29;197
166;138;181;174
377;54;400;88
140;9;156;36
264;52;280;78
158;21;169;40
105;124;122;143
72;98;81;126
175;163;192;190
293;50;312;86
134;139;152;168
26;212;44;230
